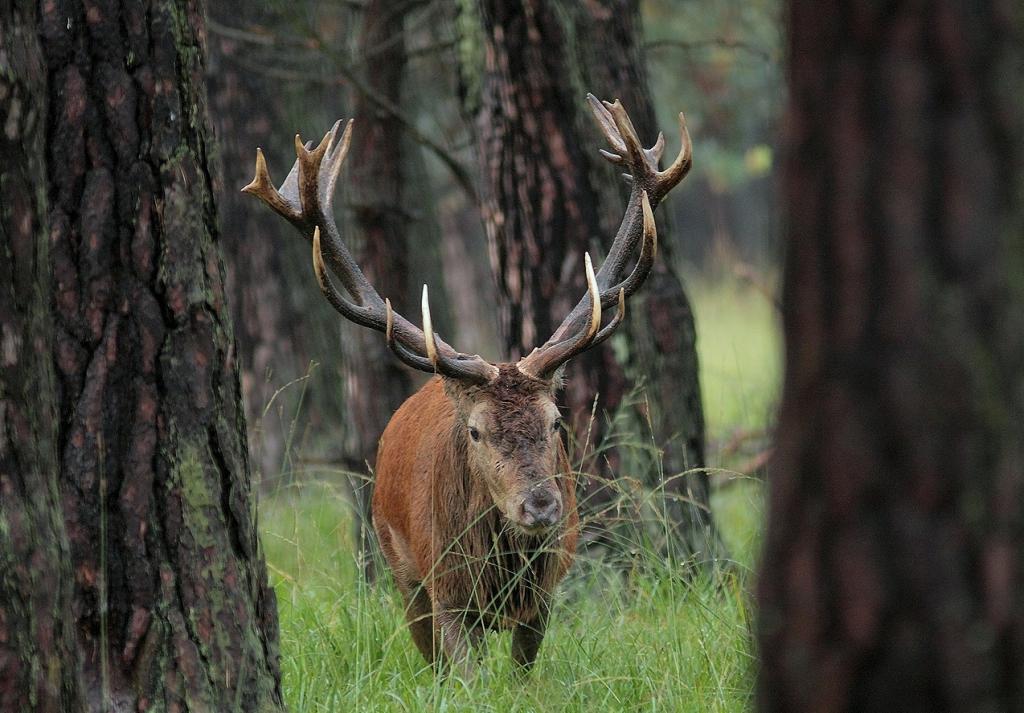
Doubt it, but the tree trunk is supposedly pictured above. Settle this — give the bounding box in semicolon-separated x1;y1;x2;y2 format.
206;0;339;487
578;0;721;565
759;2;1024;711
463;0;722;565
466;0;623;553
337;0;418;578
42;1;283;709
0;3;83;709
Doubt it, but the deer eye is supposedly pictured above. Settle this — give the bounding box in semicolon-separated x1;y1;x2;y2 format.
469;427;481;442
552;418;563;433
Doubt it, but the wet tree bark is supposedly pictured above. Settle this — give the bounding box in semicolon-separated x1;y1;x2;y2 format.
759;2;1024;710
578;0;721;565
342;0;417;579
0;3;83;710
468;0;617;548
42;1;283;710
463;0;721;565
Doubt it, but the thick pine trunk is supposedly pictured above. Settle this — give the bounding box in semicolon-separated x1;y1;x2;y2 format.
466;0;721;565
341;0;417;578
42;1;283;709
0;3;83;709
759;2;1024;710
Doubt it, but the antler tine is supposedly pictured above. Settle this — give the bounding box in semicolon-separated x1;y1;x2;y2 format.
311;227;384;330
246;119;498;385
604;99;648;172
521;94;691;378
420;285;498;382
587;93;626;157
242;148;301;221
295;127;334;215
321;119;353;208
421;285;439;366
650;132;666;163
518;253;603;378
385;298;435;372
657;111;693;191
588;288;626;350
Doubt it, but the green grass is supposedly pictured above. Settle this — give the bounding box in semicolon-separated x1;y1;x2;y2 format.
689;274;781;441
260;276;778;712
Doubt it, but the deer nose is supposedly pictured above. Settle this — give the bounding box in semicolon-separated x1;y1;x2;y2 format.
520;489;561;528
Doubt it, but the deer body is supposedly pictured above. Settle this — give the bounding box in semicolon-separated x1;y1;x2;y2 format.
244;94;692;673
373;372;578;667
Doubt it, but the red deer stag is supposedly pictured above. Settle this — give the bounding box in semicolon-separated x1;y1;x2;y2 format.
243;95;692;673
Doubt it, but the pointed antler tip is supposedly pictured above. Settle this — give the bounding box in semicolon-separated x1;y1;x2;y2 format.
584;252;601;338
421;285;438;366
313;129;332;157
241;148;274;195
385;298;394;340
311;227;329;288
641;191;658;258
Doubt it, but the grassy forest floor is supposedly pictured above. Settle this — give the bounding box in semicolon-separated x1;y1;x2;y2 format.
259;274;780;712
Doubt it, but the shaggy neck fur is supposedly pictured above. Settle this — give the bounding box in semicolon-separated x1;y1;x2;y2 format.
436;366;572;628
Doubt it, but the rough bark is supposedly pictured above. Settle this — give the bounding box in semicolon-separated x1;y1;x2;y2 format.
465;0;721;565
578;0;721;565
468;0;621;550
759;2;1024;711
0;3;83;709
42;1;283;710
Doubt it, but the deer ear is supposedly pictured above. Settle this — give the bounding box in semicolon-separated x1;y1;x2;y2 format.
548;365;567;394
441;376;476;415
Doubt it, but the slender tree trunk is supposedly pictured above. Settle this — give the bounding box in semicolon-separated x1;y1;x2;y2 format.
0;3;83;709
463;0;722;565
42;1;283;709
759;2;1024;710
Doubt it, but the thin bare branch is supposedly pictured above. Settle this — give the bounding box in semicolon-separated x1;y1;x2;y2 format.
210;16;478;203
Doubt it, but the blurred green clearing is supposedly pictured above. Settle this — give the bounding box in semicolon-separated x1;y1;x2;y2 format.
260;275;778;712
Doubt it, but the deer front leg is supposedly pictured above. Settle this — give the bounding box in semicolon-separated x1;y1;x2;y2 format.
511;598;551;674
433;604;474;676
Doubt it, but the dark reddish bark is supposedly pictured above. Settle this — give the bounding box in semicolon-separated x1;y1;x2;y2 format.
42;1;282;709
759;2;1024;711
474;0;604;363
470;0;622;551
579;0;719;563
0;3;83;710
467;0;720;564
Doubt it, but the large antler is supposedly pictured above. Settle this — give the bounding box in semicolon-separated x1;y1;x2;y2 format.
517;95;693;379
243;120;498;384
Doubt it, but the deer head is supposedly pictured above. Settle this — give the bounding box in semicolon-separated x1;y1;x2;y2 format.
243;95;692;534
